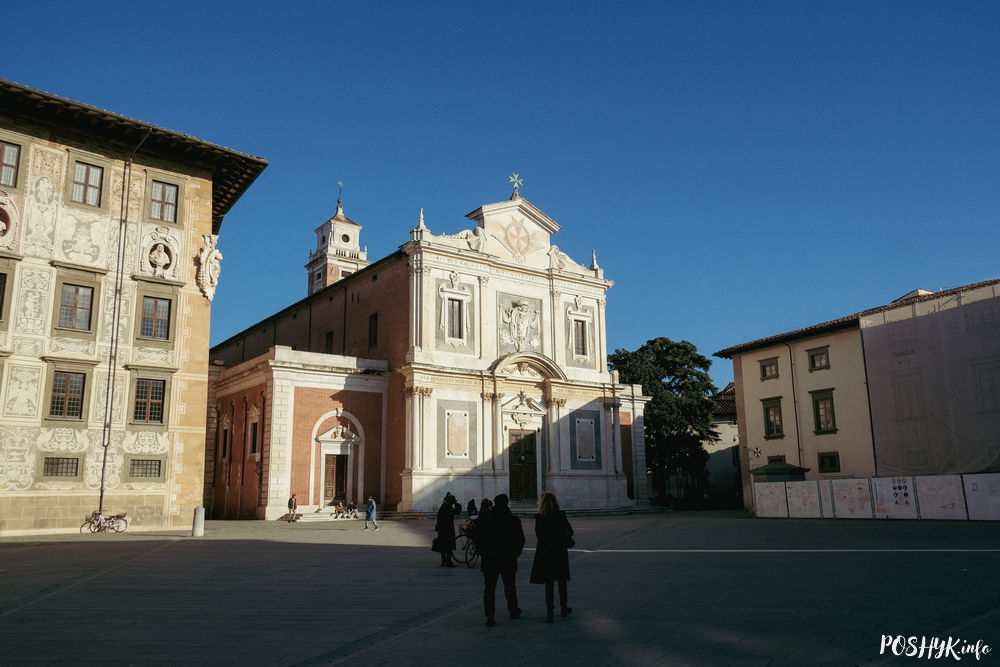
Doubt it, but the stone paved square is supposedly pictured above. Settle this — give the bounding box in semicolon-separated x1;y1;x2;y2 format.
1;511;997;666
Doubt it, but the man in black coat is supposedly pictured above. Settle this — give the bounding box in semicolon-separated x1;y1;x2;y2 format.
476;493;525;626
435;493;462;567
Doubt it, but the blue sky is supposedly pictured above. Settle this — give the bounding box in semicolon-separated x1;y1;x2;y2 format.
7;1;999;389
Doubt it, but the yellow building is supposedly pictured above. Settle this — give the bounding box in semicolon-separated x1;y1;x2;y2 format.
717;279;1000;516
0;80;266;534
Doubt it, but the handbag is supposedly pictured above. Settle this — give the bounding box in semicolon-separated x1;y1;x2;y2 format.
564;517;576;549
431;538;441;552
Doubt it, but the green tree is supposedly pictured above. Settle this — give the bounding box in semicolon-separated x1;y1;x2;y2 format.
609;338;718;502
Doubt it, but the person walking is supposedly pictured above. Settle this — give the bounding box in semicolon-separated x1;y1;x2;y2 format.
364;495;379;531
287;494;297;523
435;493;461;567
477;493;525;626
530;492;574;622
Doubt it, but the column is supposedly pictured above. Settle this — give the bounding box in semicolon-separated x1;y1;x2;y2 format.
551;398;567;471
355;439;365;505
493;392;504;470
346;442;355;505
481;392;495;470
611;399;623;474
406;387;419;470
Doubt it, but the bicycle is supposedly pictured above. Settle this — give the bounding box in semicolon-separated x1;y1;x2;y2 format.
80;510;129;534
454;521;480;569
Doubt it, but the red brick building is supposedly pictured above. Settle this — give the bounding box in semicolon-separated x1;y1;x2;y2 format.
208;188;649;518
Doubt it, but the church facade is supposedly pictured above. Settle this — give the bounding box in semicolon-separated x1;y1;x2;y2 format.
208;187;649;517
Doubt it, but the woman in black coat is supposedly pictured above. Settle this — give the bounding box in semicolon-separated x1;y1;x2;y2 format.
529;492;574;622
435;493;461;567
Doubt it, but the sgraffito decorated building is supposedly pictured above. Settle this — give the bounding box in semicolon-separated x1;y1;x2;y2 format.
0;80;266;534
208;184;650;518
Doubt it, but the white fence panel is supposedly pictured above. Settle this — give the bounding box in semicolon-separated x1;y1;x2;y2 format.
872;476;918;519
831;479;874;518
819;480;834;518
786;481;822;518
914;475;967;520
963;473;1000;521
754;482;788;518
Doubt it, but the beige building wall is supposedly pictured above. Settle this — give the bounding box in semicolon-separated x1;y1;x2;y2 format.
736;328;875;480
0;82;264;535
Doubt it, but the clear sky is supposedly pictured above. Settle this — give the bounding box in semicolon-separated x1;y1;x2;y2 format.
7;1;999;390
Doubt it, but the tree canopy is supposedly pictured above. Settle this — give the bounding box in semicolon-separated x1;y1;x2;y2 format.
609;337;718;500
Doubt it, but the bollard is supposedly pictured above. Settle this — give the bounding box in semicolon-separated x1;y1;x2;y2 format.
192;506;205;537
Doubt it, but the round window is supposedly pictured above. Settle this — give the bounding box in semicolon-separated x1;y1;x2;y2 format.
341;234;350;243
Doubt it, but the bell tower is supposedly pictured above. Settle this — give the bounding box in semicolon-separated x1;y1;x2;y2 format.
305;197;369;294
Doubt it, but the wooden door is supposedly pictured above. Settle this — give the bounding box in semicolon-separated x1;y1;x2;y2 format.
509;430;537;503
324;455;337;505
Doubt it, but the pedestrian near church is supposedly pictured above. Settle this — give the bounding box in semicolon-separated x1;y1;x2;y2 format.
477;493;525;626
530;492;574;622
364;496;379;531
435;493;462;567
287;494;297;523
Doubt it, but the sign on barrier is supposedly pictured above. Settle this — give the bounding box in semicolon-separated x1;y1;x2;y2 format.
831;479;874;518
873;476;917;519
964;473;1000;521
915;475;967;520
754;482;788;518
786;481;822;518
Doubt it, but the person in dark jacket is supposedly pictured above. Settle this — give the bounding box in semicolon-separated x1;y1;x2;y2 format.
467;498;478;516
435;493;461;566
477;493;525;626
530;491;574;622
287;494;297;523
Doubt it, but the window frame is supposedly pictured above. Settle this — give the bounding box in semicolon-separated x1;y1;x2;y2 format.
808;346;830;371
761;396;784;439
368;312;378;347
126;368;172;432
141;169;186;226
41;359;97;426
759;357;779;381
0;128;29;194
40;456;83;481
817;451;841;474
149;180;179;223
132;278;179;350
0;256;16;332
446;297;463;341
572;319;587;357
71;161;104;208
50;264;104;343
132;377;167;424
124;455;166;482
64;150;112;214
0;139;22;189
810;388;837;434
57;283;95;332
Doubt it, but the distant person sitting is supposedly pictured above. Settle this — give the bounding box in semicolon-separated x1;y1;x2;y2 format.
346;501;359;518
333;501;346;519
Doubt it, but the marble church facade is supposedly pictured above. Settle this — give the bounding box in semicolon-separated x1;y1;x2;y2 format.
209;187;649;518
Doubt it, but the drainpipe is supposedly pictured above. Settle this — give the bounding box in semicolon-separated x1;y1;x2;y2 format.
782;342;804;468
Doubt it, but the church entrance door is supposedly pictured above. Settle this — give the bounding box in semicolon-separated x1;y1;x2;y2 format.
509;430;537;503
324;455;347;505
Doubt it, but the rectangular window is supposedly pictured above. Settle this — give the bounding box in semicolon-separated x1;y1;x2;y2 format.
767;455;786;464
762;397;783;438
573;320;587;356
368;313;378;347
221;429;229;459
140;296;171;339
817;451;841;473
324;330;334;353
760;357;779;380
43;457;79;477
72;161;103;207
811;389;837;433
447;298;463;340
133;378;166;423
58;284;93;331
808;347;830;371
0;272;6;320
149;180;178;222
0;140;20;187
50;371;86;418
129;459;162;478
250;422;259;455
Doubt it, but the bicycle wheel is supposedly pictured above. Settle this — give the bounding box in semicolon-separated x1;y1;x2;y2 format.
114;518;128;533
452;533;470;564
465;537;479;568
90;520;101;533
80;520;92;534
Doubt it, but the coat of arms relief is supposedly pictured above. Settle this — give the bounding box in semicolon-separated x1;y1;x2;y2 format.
500;300;541;352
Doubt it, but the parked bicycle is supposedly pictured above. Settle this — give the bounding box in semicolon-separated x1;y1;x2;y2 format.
453;520;480;568
80;510;129;534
